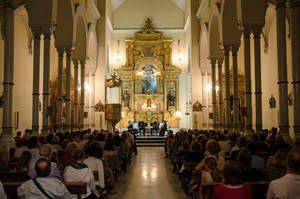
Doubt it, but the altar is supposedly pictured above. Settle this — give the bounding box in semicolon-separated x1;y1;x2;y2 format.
116;19;181;129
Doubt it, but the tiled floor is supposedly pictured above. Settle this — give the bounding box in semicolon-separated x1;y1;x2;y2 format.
108;147;187;199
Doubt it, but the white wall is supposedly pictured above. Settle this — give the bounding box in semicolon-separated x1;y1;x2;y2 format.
112;0;185;29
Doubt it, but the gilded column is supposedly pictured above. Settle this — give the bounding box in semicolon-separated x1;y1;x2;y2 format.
41;31;51;135
0;0;15;148
276;0;290;140
211;59;217;129
80;60;85;130
290;0;300;136
224;46;231;130
65;49;72;131
253;27;263;133
218;59;224;129
232;46;240;133
243;28;253;135
57;49;64;132
73;60;79;130
31;29;41;136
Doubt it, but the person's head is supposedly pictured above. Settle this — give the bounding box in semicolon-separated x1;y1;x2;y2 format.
223;161;244;185
104;140;115;151
87;141;103;159
35;158;51;177
72;149;85;163
16;131;21;137
19;151;32;168
51;136;60;145
237;136;248;148
39;144;53;159
190;140;202;152
206;140;221;155
65;142;79;153
28;136;38;149
287;147;300;175
19;138;27;147
237;149;252;168
0;145;10;163
268;149;288;168
204;157;217;171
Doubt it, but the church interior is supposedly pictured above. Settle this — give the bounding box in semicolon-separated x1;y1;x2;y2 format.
0;0;300;198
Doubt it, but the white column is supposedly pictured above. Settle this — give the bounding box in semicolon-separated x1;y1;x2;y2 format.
276;0;290;140
84;75;89;129
80;61;85;130
91;74;96;129
0;0;15;148
73;60;79;130
224;46;231;130
243;28;253;136
57;49;64;132
41;31;51;135
211;59;217;129
218;59;224;130
290;0;300;136
31;29;41;136
232;46;240;133
65;49;71;131
253;27;263;133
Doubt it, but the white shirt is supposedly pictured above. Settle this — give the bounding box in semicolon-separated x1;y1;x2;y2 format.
84;156;105;188
29;148;40;159
267;174;300;199
0;181;7;199
17;177;71;199
64;165;95;199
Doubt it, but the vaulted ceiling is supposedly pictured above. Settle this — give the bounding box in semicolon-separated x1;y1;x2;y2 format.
111;0;185;12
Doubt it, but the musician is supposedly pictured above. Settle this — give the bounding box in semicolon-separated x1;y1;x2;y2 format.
128;121;133;132
151;119;159;136
159;120;168;136
138;119;146;136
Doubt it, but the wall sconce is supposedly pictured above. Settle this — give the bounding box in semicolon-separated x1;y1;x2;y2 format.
174;39;184;63
113;40;123;64
77;83;92;93
174;110;182;120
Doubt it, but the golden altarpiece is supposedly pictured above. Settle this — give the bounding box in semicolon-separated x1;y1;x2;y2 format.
116;19;181;128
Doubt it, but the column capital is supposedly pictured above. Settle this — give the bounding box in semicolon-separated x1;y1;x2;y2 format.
231;45;239;55
210;58;217;66
223;45;231;55
252;26;263;38
65;48;72;57
31;28;41;39
73;59;79;67
275;0;287;8
43;31;51;40
218;59;224;66
242;27;251;39
289;0;300;7
80;60;86;66
57;48;64;56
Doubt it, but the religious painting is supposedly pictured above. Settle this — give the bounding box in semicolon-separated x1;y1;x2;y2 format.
141;65;157;94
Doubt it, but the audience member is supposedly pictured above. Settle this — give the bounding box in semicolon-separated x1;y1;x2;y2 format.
0;181;7;199
16;151;32;172
0;146;10;171
18;158;71;198
266;149;288;181
28;136;39;159
267;147;300;199
13;138;30;159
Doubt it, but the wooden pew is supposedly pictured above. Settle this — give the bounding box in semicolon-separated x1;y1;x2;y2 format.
3;181;87;199
0;171;29;182
199;181;270;199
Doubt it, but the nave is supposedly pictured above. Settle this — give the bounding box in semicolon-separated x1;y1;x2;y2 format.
108;147;187;199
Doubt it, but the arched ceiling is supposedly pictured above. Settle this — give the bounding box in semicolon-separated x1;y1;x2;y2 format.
111;0;185;12
208;5;223;59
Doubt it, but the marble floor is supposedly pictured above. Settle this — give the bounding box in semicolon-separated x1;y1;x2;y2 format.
108;147;188;199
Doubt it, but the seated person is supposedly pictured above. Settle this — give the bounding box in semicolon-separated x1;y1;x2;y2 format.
214;161;252;199
18;158;71;198
64;149;96;199
28;144;62;180
151;119;159;135
0;146;10;171
138;119;146;136
267;147;300;199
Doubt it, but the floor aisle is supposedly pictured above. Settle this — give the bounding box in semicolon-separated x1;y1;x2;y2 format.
108;147;187;199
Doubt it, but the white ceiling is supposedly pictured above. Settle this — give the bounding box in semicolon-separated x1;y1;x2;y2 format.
111;0;185;12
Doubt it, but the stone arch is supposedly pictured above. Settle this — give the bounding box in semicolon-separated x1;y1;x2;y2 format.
221;0;241;46
54;0;75;49
86;23;98;75
200;23;210;69
73;4;88;62
208;4;223;59
134;57;164;72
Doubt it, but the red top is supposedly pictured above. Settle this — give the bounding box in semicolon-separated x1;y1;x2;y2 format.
214;184;252;199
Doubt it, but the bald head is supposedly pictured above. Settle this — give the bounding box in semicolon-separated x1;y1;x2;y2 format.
287;148;300;175
35;158;51;177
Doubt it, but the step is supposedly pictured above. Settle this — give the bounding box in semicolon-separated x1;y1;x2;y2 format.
136;143;165;147
136;140;165;143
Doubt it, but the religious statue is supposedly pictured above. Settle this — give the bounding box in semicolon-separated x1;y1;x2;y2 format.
122;90;131;110
143;18;155;34
147;98;152;108
167;90;176;110
141;65;157;94
288;90;293;105
269;94;276;109
192;100;203;112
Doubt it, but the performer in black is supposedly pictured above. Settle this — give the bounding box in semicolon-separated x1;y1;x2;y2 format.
151;118;159;136
138;119;146;136
159;120;168;136
128;121;133;131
